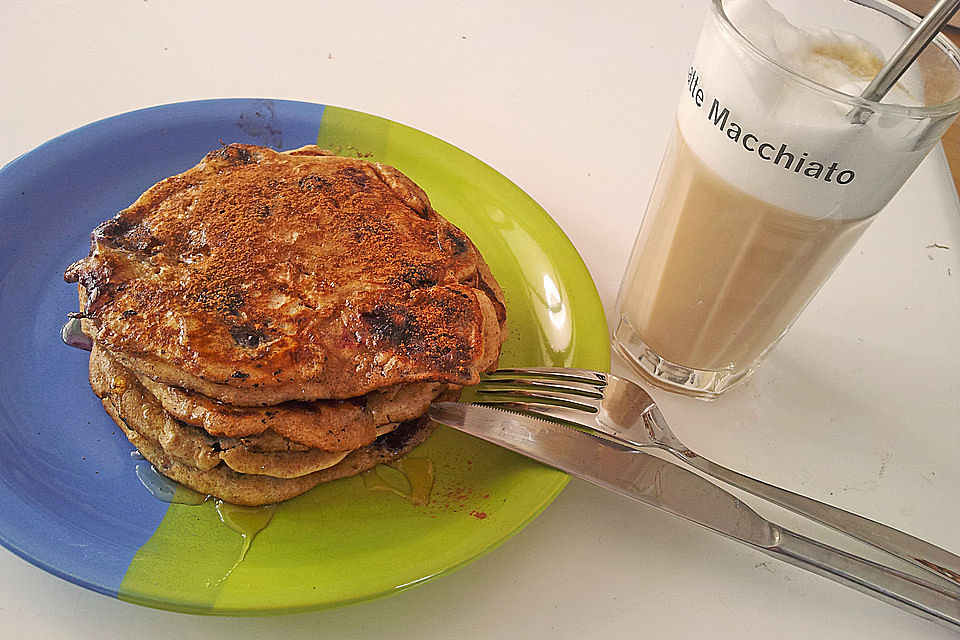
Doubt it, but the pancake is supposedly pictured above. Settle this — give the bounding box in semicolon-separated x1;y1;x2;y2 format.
65;144;507;405
109;403;436;507
132;368;446;450
90;345;356;476
67;143;505;506
92;344;448;505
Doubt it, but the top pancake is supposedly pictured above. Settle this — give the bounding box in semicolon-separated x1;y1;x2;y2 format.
66;144;507;405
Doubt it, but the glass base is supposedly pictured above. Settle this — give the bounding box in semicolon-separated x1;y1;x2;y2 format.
612;316;756;400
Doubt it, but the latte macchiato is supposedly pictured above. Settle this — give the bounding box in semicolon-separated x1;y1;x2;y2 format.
619;128;871;373
613;0;960;396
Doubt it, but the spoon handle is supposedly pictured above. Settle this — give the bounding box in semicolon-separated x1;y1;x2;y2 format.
860;0;960;103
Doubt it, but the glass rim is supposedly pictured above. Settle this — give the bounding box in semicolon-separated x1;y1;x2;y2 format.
712;0;960;118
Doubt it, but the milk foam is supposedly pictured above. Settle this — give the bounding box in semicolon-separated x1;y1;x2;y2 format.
728;0;918;104
676;0;935;219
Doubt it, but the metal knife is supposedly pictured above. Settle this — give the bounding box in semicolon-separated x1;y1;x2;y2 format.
428;402;960;630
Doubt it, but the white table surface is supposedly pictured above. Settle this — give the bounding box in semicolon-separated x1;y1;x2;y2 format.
2;1;959;638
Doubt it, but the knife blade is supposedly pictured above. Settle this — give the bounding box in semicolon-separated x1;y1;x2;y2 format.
429;401;779;547
428;402;960;629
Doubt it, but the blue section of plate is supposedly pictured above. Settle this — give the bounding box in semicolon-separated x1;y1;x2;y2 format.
0;99;324;597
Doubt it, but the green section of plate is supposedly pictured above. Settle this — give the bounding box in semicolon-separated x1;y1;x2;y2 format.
118;105;609;615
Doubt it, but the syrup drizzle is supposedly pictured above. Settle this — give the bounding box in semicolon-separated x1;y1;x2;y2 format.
67;320;277;584
61;318;93;351
361;457;435;506
129;455;275;585
133;460;207;505
126;448;429;586
207;501;277;587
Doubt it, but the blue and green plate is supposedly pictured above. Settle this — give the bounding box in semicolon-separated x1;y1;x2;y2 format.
0;99;608;614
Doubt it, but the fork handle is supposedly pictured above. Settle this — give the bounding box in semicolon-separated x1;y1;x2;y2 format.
684;454;960;593
764;528;959;629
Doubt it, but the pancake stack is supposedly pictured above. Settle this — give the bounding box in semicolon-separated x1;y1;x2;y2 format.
65;144;507;506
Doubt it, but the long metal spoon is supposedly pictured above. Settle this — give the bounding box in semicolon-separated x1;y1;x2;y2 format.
849;0;960;122
860;0;960;103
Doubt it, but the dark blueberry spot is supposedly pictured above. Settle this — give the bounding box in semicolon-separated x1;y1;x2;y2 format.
298;175;330;190
400;265;439;289
361;305;418;345
348;394;369;409
93;216;135;242
444;229;468;254
229;325;267;349
216;145;254;165
231;370;250;379
374;419;421;453
340;166;371;190
93;215;164;255
121;309;138;318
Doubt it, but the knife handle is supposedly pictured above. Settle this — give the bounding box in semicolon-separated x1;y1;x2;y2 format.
764;528;960;630
686;455;960;592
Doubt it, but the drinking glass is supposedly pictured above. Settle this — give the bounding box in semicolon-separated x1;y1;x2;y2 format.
613;0;960;398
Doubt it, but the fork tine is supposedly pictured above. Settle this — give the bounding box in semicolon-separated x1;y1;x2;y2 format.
478;378;604;400
486;367;608;387
476;390;599;413
494;366;608;379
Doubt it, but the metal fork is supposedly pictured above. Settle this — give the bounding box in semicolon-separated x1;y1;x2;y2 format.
473;366;960;592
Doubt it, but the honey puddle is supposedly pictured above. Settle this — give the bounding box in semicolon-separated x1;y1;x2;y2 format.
130;455;433;587
69;324;427;587
133;455;207;505
129;453;276;586
361;457;435;506
206;501;277;587
61;318;93;351
132;455;431;587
